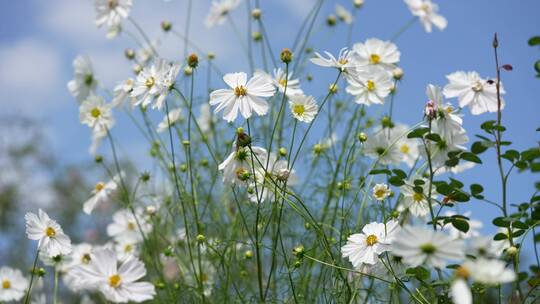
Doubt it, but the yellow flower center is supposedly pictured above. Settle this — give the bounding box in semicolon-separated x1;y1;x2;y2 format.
109;274;122;288
46;226;56;237
95;182;105;192
338;58;348;65
413;192;423;202
90;107;101;118
374;189;387;199
278;78;287;87
455;265;470;279
82;253;91;264
124;244;133;253
400;144;410;154
471;81;483;92
445;105;453;114
366;80;376;91
293;104;305;116
234;86;247;97
2;280;10;289
369;54;381;64
145;76;155;88
127;222;136;230
365;234;378;246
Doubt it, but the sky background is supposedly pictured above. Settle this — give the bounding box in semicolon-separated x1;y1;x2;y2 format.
1;0;539;258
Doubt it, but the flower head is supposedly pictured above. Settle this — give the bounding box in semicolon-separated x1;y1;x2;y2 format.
205;0;242;28
79;95;115;136
443;71;504;115
288;94;318;123
68;56;97;102
83;174;120;214
310;48;356;73
0;267;27;302
392;225;464;268
372;183;391;201
341;220;400;268
405;0;447;32
73;248;156;302
209;72;275;122
346;66;393;105
352;38;400;72
25;209;72;257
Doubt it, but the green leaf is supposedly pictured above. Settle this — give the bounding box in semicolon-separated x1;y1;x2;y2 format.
369;169;391;175
535;60;540;74
481;120;497;133
471;141;489;154
388;176;405;186
461;152;482;164
392;169;407;179
502;150;520;162
451;219;470;233
513;221;529;229
470;184;484;195
494;233;508;240
407;127;430;139
425;133;442;142
529;36;540;46
493;217;511;227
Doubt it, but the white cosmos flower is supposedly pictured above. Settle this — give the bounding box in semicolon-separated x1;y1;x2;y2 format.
392;225;464;268
363;129;401;165
157;108;183;133
94;0;132;28
342;220;400;268
346;66;393;105
39;251;73;271
310;48;356;73
115;241;140;262
391;124;420;167
25;209;72;257
427;125;469;168
399;178;436;217
83;175;120;214
107;209;152;243
112;78;135;107
372;183;391;201
209;72;275;122
205;0;242;28
443;211;483;240
79;95;115;136
335;4;353;24
426;84;464;142
352;38;400;72
443;71;505;115
218;145;268;185
255;68;303;97
468;236;505;258
288;94;318;123
461;258;516;285
74;248;156;303
131;58;180;110
404;0;447;32
0;267;28;302
68;55;97;102
450;279;472;304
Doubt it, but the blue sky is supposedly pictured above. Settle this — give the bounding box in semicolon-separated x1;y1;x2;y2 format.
1;0;539;256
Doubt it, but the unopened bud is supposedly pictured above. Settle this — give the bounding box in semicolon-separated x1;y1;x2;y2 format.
357;132;368;142
196;234;206;243
280;48;293;64
506;246;518;256
326;15;337;26
329;84;338;94
207;52;215;60
279;147;287;157
501;64;513;71
252;31;262;42
187;53;198;68
145;205;157;216
161;20;172;32
424;100;437;121
251;8;262;19
184;66;193;76
133;64;142;75
353;0;364;8
124;48;135;60
244;250;253;259
236;131;251;148
392;67;404;80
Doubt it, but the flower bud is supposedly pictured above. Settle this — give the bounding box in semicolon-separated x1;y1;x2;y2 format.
279;147;287;157
133;64;142;75
392;67;404;80
326;15;337;26
207;52;215;60
506;246;518;256
236;131;252;148
95;155;103;163
244;250;253;259
196;234;206;243
252;31;262;42
124;48;135;60
161;20;172;32
37;268;46;277
251;8;262;19
280;48;293;64
187;53;199;68
424;100;437;121
145;205;157;216
381;116;393;128
293;245;305;258
140;172;151;182
357;132;368;142
329;83;338;94
353;0;364;8
184;66;193;76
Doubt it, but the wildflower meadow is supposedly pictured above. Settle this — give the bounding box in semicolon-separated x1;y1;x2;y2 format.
1;0;540;303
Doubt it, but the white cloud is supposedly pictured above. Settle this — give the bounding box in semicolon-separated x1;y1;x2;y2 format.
0;39;64;114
